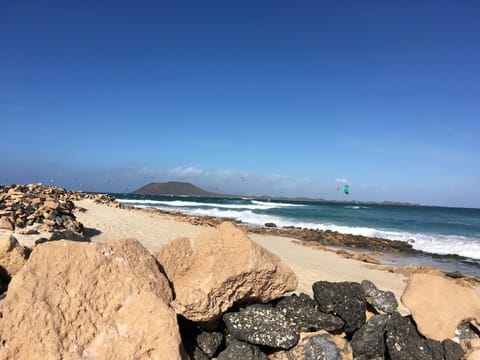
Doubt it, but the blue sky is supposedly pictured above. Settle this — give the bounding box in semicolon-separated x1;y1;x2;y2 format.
1;1;479;207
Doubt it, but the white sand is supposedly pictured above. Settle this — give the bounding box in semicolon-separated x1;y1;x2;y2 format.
73;199;409;313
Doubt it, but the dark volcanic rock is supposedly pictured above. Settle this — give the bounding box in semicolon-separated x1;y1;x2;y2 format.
223;304;299;349
190;346;209;360
385;312;459;360
272;331;353;360
275;293;344;332
217;339;267;360
312;281;366;334
455;322;480;340
196;330;223;357
351;314;388;360
245;225;415;253
361;280;398;314
443;339;464;360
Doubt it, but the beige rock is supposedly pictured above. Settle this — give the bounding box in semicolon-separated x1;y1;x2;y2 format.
155;222;297;322
270;331;353;360
0;238;182;360
462;339;480;360
0;217;14;230
467;350;480;360
0;233;28;276
401;273;480;341
43;199;59;209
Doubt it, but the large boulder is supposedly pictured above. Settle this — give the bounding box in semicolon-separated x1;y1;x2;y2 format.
155;222;297;322
223;303;300;349
0;238;182;360
401;273;480;341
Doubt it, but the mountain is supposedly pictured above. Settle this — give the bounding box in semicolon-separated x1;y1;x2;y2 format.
131;182;219;196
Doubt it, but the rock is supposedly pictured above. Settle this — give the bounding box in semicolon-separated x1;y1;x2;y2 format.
275;293;344;332
196;330;223;357
0;238;182;360
190;346;210;360
456;322;480;340
361;279;398;314
223;303;299;349
312;281;366;334
446;271;465;279
43;199;59;209
0;233;28;276
155;222;297;322
217;339;267;360
466;349;480;360
270;331;353;360
351;314;388;360
443;339;465;360
385;312;448;360
0;217;14;230
265;222;277;228
401;273;480;341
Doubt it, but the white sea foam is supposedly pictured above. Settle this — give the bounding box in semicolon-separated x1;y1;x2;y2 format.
118;198;304;210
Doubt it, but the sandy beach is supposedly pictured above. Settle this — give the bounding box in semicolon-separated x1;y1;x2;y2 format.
73;199;409;313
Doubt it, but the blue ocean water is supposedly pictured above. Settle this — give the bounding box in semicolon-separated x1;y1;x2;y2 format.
114;194;480;273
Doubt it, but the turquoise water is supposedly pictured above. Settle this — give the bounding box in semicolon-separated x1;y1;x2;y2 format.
114;194;480;274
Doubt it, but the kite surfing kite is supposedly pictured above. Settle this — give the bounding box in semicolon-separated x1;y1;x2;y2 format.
336;183;351;195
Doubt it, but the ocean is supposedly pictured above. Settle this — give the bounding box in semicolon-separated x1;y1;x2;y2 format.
113;194;480;276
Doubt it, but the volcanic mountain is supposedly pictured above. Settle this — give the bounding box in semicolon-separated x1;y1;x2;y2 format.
131;182;219;196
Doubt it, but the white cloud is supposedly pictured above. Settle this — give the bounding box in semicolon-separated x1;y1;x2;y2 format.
167;166;206;178
336;178;349;184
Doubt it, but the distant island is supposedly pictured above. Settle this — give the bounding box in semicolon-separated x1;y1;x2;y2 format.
132;182;220;196
131;182;421;206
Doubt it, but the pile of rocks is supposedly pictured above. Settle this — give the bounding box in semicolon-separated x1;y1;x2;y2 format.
0;183;122;234
69;191;121;207
178;278;472;359
0;184;83;234
247;225;415;253
0;220;478;359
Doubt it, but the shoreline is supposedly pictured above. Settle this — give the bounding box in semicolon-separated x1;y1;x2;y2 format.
116;201;480;278
71;199;480;304
69;199;411;313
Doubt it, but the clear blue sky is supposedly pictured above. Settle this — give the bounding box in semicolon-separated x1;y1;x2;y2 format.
1;1;479;207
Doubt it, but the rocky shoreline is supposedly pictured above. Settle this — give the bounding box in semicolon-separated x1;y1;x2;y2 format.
1;184;480;359
126;200;480;275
